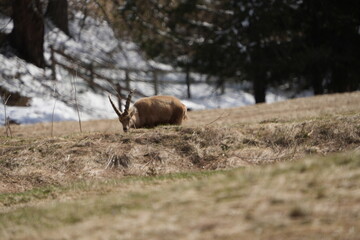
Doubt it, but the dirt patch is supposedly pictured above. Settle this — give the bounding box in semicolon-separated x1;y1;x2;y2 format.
0;86;31;107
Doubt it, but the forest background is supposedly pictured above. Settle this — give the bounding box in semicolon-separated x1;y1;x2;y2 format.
0;0;359;105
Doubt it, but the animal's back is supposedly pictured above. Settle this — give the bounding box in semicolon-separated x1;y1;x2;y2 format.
134;96;187;127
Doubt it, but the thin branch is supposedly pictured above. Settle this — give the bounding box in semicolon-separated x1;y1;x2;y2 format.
204;112;230;126
71;70;82;133
51;84;57;137
2;94;12;137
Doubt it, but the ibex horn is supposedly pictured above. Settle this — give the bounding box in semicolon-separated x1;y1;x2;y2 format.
124;89;134;115
108;95;122;118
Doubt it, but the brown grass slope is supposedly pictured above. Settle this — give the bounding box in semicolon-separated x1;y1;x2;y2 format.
0;92;360;239
1;92;360;194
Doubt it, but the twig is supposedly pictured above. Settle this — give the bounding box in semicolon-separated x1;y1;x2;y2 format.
50;82;58;137
105;153;131;169
71;70;82;133
105;154;115;169
0;18;12;33
2;94;12;137
5;117;13;137
204;112;230;126
51;98;57;137
233;152;297;164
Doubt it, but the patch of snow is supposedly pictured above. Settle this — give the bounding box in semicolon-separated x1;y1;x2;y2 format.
2;97;79;125
241;18;249;27
0;13;313;126
0;14;13;34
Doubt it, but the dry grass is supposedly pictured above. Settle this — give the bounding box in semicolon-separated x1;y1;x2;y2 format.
1;114;359;194
0;152;359;240
5;91;360;137
0;92;360;239
0;92;359;193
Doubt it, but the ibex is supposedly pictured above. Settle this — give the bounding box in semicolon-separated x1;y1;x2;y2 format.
108;90;188;132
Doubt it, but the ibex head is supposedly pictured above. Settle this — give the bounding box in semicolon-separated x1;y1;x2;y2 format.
108;90;135;132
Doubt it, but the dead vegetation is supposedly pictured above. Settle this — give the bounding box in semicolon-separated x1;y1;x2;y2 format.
1;94;360;193
0;92;360;239
0;152;359;240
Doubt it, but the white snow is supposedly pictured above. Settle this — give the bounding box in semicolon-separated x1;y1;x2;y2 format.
0;13;312;126
5;97;80;124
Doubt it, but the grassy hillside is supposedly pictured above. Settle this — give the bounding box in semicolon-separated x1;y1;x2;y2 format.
1;92;360;239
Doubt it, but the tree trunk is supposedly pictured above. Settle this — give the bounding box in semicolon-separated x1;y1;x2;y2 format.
311;66;324;95
303;0;325;95
253;73;266;104
10;0;45;68
185;65;191;99
46;0;70;36
330;64;349;93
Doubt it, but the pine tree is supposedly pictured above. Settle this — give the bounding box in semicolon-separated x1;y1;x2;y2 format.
113;0;360;101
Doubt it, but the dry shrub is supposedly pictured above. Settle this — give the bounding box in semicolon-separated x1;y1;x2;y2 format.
310;117;360;146
250;115;360;153
172;127;238;166
1;104;359;193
